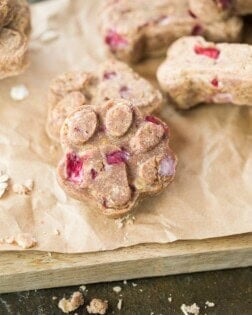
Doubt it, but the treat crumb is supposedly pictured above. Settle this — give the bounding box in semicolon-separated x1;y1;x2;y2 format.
113;286;122;293
168;296;172;303
117;298;123;310
180;303;200;315
114;214;136;229
79;285;86;292
58;292;84;314
123;280;127;285
52;296;57;300
10;85;29;101
0;172;9;198
87;298;108;314
13;179;34;195
40;29;59;43
15;233;37;249
54;229;60;236
205;301;215;307
132;282;137;287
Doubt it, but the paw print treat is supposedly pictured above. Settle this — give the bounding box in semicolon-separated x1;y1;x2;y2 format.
46;59;163;142
57;100;177;218
157;36;252;109
98;0;243;63
0;0;31;79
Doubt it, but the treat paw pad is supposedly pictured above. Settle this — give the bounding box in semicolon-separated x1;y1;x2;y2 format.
57;100;177;218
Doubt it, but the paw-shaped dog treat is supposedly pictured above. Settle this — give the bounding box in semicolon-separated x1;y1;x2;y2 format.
189;0;252;20
46;59;164;142
98;0;243;63
57;99;177;218
0;0;31;79
157;36;252;109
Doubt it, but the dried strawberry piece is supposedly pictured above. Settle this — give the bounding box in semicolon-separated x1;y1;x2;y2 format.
211;78;219;87
105;30;128;51
106;150;129;165
194;45;220;59
145;116;169;135
159;156;176;177
216;0;232;9
192;24;203;36
119;86;130;98
188;9;197;18
66;152;83;182
91;168;98;179
103;71;117;80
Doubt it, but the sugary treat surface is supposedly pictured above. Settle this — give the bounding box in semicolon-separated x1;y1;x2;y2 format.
157;36;252;109
57;100;177;218
46;59;164;142
98;0;243;63
189;0;252;19
0;0;31;79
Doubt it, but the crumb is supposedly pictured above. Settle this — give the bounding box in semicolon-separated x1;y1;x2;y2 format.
40;29;59;43
114;214;136;229
58;292;84;314
10;85;29;101
113;286;122;293
79;285;86;292
115;219;124;229
123;280;127;285
15;233;37;249
54;229;60;236
132;283;137;287
117;299;123;310
168;297;172;302
139;289;143;292
87;298;108;315
48;252;52;257
180;303;200;315
52;296;57;300
205;301;215;307
0;173;9;198
5;236;15;244
12;179;34;195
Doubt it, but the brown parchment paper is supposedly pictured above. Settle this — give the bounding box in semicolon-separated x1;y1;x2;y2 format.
0;0;251;253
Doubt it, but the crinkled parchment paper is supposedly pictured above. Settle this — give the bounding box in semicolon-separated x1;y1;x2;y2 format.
0;0;251;253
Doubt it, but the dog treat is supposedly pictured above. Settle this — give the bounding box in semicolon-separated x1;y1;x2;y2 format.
98;0;243;63
0;0;31;79
189;0;252;20
57;99;177;218
46;59;163;142
157;36;252;109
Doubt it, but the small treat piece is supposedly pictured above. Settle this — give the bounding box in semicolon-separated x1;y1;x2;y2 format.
0;0;31;79
0;172;9;198
10;84;29;101
46;59;163;142
57;100;177;218
58;292;84;314
12;179;33;194
87;298;108;315
189;0;252;20
181;303;200;315
99;0;243;63
157;36;252;109
15;233;37;249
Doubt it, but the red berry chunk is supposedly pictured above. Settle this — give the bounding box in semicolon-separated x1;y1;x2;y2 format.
211;78;219;87
105;30;128;50
106;150;129;165
90;168;98;179
192;24;203;36
159;156;176;177
145;115;169;135
217;0;232;9
119;86;130;98
103;71;117;80
194;45;220;59
66;152;83;182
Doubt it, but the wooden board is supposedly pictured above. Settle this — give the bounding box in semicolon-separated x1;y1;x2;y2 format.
0;234;251;293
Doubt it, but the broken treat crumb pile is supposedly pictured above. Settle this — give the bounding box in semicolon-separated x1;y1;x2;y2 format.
46;59;163;142
0;0;31;79
57;99;177;218
98;0;243;63
157;36;252;109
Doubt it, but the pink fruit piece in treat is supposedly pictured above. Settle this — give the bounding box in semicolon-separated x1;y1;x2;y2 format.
192;24;203;36
66;152;84;182
103;71;117;80
188;9;197;18
145;116;170;135
216;0;232;9
91;168;98;179
158;156;176;177
211;78;219;87
106;150;129;165
105;29;128;51
194;45;220;59
119;86;130;98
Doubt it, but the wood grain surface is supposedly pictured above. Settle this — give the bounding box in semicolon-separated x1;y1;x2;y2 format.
1;233;251;293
